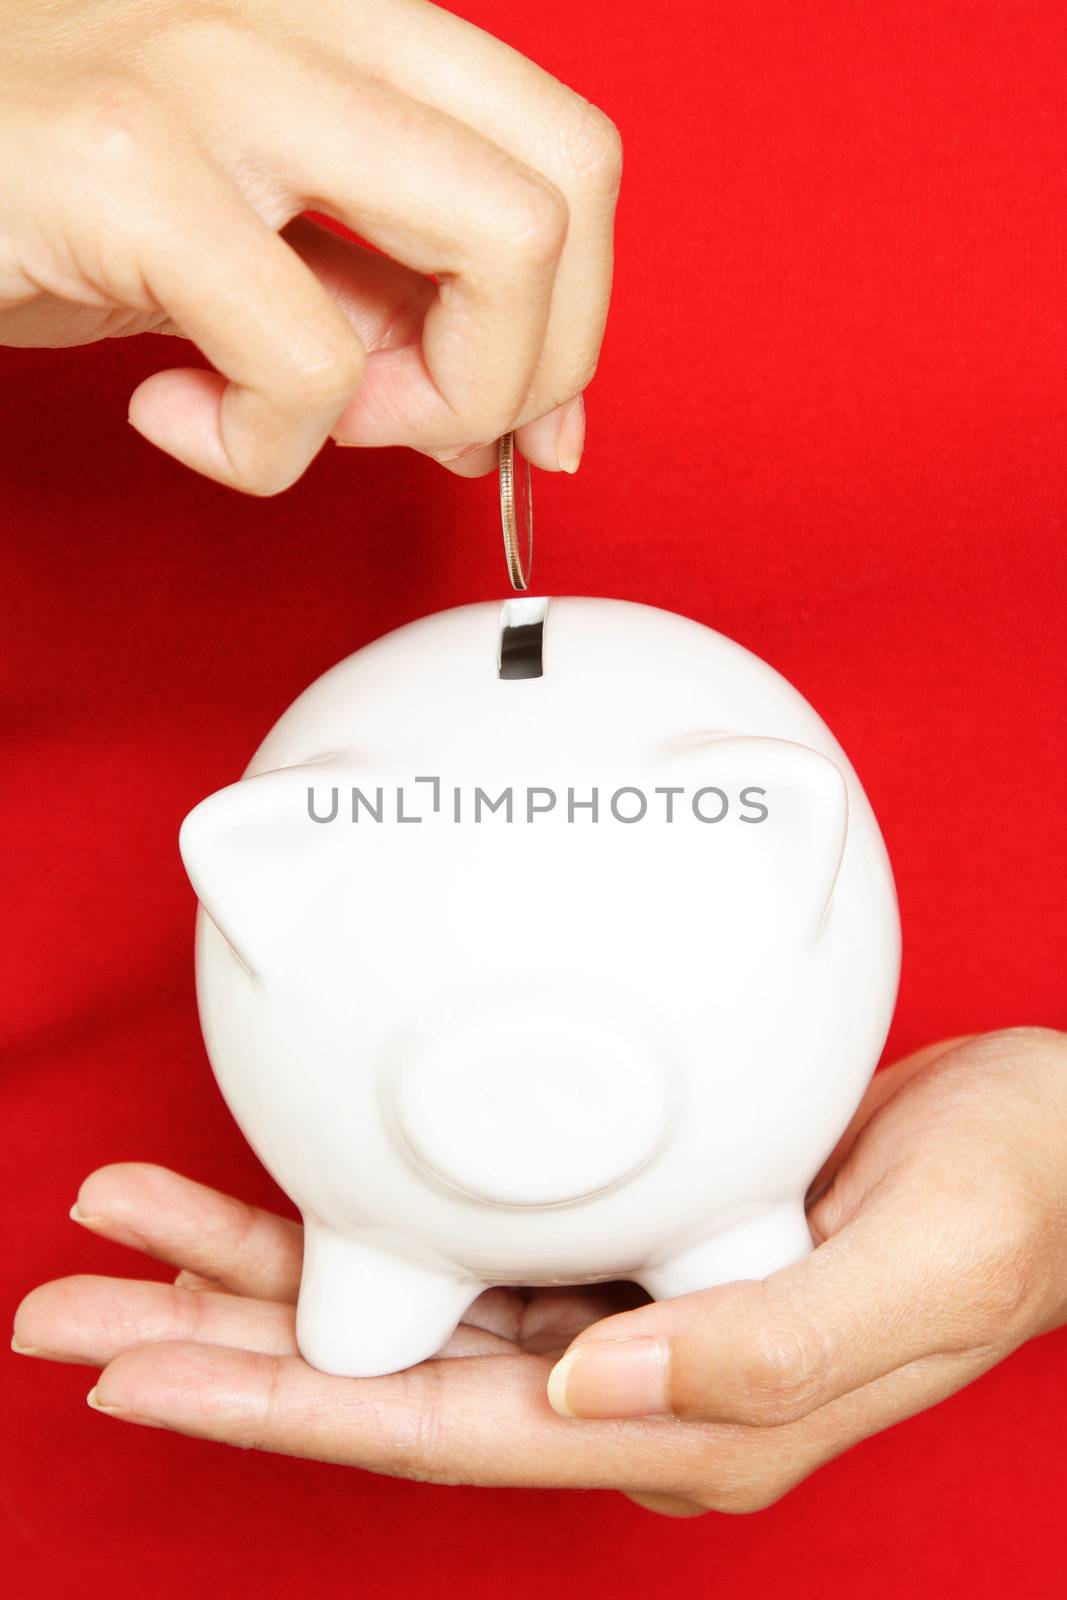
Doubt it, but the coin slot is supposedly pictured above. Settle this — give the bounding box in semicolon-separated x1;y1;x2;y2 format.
498;596;548;680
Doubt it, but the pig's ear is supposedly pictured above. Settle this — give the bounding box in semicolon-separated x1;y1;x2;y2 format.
179;765;328;976
667;735;848;937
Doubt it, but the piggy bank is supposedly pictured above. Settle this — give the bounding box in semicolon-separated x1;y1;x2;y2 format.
180;597;899;1376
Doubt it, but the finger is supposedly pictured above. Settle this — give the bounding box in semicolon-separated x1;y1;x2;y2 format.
310;3;620;465
63;1173;536;1357
516;395;586;476
13;1275;298;1366
58;83;367;493
83;1340;722;1493
416;395;585;480
70;1164;303;1302
545;1164;1018;1425
415;370;585;479
173;208;576;481
233;59;566;452
13;1268;521;1368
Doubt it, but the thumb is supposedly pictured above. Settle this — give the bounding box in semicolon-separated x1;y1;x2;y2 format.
546;1171;988;1424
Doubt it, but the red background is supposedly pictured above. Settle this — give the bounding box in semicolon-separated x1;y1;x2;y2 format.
2;1;1065;1595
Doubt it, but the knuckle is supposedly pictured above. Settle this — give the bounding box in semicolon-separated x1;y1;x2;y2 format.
229;1353;286;1452
549;348;602;404
571;354;601;394
435;392;519;449
355;1366;445;1485
64;72;166;172
734;1320;829;1425
223;443;304;500
221;1196;259;1262
554;101;624;191
960;1232;1035;1339
289;343;367;410
493;172;569;268
170;1280;205;1341
925;1171;1045;1343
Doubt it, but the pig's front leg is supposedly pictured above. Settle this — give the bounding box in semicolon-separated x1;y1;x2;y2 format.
637;1202;812;1300
296;1221;485;1378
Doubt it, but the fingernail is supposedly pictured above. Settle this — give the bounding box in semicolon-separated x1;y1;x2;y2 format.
87;1386;124;1416
11;1337;47;1358
547;1335;670;1420
69;1203;148;1253
87;1386;139;1422
87;1387;160;1428
556;394;585;474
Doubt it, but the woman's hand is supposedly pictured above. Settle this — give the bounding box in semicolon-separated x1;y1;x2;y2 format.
13;1029;1067;1516
0;0;621;491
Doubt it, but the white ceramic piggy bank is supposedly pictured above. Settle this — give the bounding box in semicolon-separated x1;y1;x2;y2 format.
180;597;899;1377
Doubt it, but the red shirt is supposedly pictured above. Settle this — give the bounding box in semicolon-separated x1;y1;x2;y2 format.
2;2;1064;1595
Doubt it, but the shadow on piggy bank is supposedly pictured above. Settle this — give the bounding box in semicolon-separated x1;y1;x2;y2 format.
180;598;900;1377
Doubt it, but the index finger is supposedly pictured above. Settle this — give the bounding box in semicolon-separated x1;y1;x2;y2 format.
312;4;621;464
238;60;567;452
58;85;368;492
71;1164;303;1303
86;1339;705;1492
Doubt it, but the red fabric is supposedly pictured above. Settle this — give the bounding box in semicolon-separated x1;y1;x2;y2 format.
2;1;1065;1594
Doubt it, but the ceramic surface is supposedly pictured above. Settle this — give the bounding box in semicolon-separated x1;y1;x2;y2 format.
180;598;900;1376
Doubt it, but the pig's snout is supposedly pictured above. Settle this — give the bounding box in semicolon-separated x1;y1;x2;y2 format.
389;1001;673;1207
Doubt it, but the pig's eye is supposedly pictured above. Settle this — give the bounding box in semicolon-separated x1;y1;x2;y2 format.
498;596;547;681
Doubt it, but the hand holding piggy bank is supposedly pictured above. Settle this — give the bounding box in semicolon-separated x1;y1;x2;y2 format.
180;598;899;1377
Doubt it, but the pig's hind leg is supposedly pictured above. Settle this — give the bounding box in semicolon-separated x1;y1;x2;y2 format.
637;1201;812;1300
295;1221;484;1377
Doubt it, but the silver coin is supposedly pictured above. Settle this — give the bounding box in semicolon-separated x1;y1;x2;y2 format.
498;433;533;591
